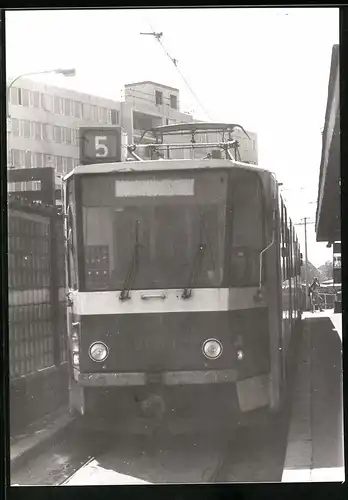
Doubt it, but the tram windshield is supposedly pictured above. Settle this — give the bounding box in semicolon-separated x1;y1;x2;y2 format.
81;170;227;291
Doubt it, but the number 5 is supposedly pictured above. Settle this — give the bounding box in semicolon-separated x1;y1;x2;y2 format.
95;136;108;157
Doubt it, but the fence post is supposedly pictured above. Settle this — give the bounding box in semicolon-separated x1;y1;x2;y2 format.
50;212;61;367
43;170;61;368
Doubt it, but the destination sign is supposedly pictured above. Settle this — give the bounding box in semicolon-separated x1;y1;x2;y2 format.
115;179;195;197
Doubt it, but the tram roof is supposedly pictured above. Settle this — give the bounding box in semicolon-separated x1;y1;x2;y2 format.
64;159;270;180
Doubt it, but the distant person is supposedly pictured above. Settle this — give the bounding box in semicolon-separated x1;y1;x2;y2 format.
308;277;323;312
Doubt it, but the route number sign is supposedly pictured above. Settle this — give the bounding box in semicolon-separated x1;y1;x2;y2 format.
79;127;123;165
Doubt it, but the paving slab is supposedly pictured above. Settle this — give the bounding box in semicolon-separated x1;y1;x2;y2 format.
282;311;344;483
10;406;75;473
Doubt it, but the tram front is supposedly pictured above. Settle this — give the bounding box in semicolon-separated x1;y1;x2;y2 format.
66;160;273;433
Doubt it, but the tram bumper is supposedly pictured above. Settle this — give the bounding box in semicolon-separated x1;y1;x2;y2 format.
75;368;238;387
71;369;271;432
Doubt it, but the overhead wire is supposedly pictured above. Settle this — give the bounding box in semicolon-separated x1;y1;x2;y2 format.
144;21;212;121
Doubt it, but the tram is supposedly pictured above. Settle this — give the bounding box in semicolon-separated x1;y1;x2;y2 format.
63;123;303;433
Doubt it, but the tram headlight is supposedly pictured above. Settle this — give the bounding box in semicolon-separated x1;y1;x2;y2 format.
89;342;109;363
202;339;223;360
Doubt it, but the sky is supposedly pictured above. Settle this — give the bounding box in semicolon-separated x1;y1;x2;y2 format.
5;7;339;267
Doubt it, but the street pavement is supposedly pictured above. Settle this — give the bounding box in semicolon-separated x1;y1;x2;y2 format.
282;310;344;482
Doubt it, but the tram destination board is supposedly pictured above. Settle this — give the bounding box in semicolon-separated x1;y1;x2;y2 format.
79;126;122;165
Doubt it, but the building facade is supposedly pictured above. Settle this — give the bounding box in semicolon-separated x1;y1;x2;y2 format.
7;78;121;179
7;79;258;185
122;81;258;164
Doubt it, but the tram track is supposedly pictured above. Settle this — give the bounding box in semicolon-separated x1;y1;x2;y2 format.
11;400;292;486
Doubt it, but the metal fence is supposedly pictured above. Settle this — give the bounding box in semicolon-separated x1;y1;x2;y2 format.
317;293;338;310
8;167;67;380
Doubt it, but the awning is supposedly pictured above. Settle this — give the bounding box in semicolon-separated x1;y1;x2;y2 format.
316;44;340;243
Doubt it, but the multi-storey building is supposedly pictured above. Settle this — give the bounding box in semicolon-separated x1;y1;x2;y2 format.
7;78;258;187
122;81;258;163
7;78;121;178
121;81;193;159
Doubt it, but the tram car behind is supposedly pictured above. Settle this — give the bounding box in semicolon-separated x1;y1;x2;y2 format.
64;158;302;433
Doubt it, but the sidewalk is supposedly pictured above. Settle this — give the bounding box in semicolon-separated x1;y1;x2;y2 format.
282;310;344;482
10;406;75;473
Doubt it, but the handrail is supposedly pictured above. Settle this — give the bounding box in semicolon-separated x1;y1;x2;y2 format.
134;140;239;150
258;208;276;291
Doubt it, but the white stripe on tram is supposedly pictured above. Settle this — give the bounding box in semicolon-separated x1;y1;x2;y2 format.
70;287;266;315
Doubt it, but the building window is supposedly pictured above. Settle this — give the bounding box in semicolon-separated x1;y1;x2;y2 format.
42;123;53;142
11;118;19;136
44;154;57;168
91;105;98;122
11;149;20;167
62;127;67;143
32;152;43;168
82;103;91;120
170;94;177;109
111;109;119;125
62;157;68;174
53;126;62;143
64;98;72;116
62;127;72;144
98;107;108;123
44;154;52;167
155;90;163;106
73;101;82;118
24;150;32;167
22;120;31;138
252;140;256;151
56;156;63;173
67;157;74;172
10;87;19;105
30;91;40;108
17;88;30;106
32;122;42;140
54;96;63;114
41;93;53;112
71;128;78;145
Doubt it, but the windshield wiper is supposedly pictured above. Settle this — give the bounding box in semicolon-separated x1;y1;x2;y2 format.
181;243;206;299
119;221;143;301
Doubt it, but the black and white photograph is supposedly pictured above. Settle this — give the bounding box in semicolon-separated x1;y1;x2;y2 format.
6;7;343;486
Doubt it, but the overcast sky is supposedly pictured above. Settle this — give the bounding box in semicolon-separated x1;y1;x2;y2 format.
5;7;339;267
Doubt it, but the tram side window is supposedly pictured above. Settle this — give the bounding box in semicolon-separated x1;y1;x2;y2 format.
230;172;264;286
66;180;78;289
289;225;294;278
281;202;291;282
290;229;296;278
285;226;290;280
280;200;287;281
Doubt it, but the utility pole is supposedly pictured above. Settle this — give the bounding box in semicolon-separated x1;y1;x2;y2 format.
304;217;309;310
